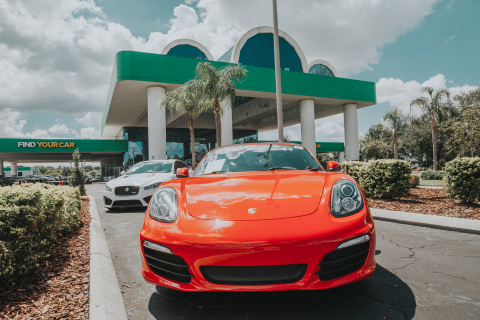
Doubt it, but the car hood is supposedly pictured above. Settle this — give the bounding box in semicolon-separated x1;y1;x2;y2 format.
107;172;174;188
185;171;326;221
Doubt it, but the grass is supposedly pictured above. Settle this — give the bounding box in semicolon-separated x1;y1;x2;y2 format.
419;179;444;187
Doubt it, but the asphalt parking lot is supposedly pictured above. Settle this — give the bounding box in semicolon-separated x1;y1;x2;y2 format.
87;184;480;320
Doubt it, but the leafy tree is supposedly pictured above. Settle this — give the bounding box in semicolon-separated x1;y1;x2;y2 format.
443;89;480;156
160;79;211;169
359;123;393;160
195;62;247;147
383;108;404;159
68;148;86;195
410;87;455;170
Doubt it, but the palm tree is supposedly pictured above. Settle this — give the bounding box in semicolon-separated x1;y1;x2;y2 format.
159;80;211;169
195;62;247;147
383;108;403;159
410;87;454;170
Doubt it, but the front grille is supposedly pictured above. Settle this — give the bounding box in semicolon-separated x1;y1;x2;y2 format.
115;186;139;196
316;240;370;281
201;264;307;285
111;200;143;207
143;245;193;283
104;197;112;205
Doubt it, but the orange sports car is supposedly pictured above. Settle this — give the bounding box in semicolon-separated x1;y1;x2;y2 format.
140;143;376;292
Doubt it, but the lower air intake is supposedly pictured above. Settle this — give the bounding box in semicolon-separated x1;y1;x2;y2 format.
201;264;307;285
316;240;370;281
143;246;193;283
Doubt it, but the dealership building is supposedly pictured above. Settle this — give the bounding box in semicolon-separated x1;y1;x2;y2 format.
1;26;375;178
102;26;376;166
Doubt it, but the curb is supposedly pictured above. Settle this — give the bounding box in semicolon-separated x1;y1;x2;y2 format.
371;208;480;235
89;196;128;320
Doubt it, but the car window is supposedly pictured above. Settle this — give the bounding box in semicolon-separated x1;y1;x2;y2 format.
126;162;173;174
175;161;188;172
193;144;322;176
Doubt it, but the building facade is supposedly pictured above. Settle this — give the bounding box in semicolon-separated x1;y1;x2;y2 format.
101;26;376;168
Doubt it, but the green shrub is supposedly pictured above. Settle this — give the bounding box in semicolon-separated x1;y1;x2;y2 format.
0;183;81;286
420;169;445;180
342;160;412;199
360;160;412;199
411;175;420;188
341;161;367;183
444;157;480;203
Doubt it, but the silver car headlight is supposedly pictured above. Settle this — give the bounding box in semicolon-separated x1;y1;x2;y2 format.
104;184;113;192
144;182;162;190
331;180;364;217
149;187;177;223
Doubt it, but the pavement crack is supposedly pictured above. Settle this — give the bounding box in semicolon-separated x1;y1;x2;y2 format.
362;290;408;320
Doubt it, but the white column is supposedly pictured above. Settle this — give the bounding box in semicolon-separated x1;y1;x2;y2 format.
11;162;18;177
0;160;3;177
300;99;316;155
148;86;167;160
344;103;359;160
339;152;345;163
220;99;233;146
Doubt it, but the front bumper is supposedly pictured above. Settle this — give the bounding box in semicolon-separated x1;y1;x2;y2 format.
140;206;376;292
103;187;155;208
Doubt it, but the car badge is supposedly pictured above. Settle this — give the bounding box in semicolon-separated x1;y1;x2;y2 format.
248;208;257;214
125;187;129;192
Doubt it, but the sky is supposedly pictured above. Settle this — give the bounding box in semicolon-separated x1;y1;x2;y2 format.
0;0;479;166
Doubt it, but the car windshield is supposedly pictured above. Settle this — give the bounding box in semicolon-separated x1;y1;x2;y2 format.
193;144;322;176
126;162;172;174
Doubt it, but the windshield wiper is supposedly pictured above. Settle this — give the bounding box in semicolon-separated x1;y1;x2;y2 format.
305;166;319;171
268;167;292;171
206;170;227;174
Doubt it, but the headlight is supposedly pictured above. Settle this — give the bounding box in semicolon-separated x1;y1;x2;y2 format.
149;187;177;223
144;182;162;190
104;185;113;192
331;180;364;217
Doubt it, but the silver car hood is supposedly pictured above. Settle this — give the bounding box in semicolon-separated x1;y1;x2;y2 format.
106;172;176;188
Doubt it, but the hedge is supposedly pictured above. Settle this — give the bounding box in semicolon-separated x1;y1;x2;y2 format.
341;161;367;183
342;160;412;199
0;183;81;286
420;169;445;180
444;157;480;203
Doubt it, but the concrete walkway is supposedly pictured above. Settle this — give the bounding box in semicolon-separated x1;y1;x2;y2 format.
87;184;480;320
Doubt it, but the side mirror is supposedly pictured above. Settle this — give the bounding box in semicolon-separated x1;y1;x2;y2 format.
176;167;189;178
327;161;342;172
120;171;125;176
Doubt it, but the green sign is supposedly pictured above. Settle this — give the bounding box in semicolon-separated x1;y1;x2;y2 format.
0;139;128;153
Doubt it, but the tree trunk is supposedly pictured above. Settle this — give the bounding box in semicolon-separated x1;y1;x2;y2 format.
393;130;398;160
213;97;221;147
188;115;196;169
431;119;437;171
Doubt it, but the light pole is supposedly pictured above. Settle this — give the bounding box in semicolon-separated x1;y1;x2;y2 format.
272;0;283;142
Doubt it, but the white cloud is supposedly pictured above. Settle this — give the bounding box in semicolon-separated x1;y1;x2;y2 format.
75;111;102;138
0;0;441;122
258;114;345;143
376;74;479;114
76;111;103;128
0;108;51;138
48;124;72;135
78;126;100;139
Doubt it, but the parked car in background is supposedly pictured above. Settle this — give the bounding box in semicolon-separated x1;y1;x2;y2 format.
95;174;101;180
103;160;188;209
140;143;376;292
0;177;15;186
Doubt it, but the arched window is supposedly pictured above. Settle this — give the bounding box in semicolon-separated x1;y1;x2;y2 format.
238;33;302;72
309;64;335;77
166;44;208;60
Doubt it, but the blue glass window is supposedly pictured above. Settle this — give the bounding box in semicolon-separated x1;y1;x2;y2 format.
166;44;208;60
309;64;335;77
238;33;303;72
